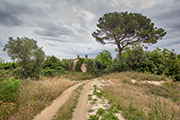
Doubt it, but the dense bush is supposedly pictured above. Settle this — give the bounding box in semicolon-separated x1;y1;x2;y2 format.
0;77;21;102
85;59;95;74
75;58;84;72
42;56;65;76
0;62;16;70
103;61;125;74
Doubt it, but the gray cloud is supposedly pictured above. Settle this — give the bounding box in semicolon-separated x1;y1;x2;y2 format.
34;21;74;37
0;0;180;59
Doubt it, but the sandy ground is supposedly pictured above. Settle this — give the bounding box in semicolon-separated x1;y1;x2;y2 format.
72;79;125;120
33;80;89;120
71;79;96;120
87;79;125;120
131;79;165;86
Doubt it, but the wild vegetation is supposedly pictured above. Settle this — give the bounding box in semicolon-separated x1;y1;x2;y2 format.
101;72;180;119
0;11;180;120
0;77;76;120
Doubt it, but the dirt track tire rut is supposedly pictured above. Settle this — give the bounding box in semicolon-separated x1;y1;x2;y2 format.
33;80;89;120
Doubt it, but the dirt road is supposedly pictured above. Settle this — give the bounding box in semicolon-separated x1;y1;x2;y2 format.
33;80;89;120
71;79;96;120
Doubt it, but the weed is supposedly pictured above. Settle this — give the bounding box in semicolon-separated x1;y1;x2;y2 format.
96;108;105;116
90;101;96;104
88;115;99;120
88;97;93;101
101;112;118;120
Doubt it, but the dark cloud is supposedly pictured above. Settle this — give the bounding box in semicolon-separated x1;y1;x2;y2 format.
34;21;74;37
42;37;67;43
0;0;45;27
0;1;31;26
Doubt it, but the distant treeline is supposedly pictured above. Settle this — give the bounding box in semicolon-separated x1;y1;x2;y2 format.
1;44;180;81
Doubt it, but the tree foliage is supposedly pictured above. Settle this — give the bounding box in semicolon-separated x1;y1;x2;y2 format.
3;37;45;79
92;11;166;61
42;55;65;76
95;50;113;68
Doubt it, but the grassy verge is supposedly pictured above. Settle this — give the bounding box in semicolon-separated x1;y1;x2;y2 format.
101;72;180;120
3;77;76;120
53;84;84;120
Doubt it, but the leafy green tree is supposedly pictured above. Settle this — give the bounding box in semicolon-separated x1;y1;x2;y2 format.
162;49;180;80
148;47;165;74
3;37;45;79
42;55;65;76
95;50;113;68
123;44;154;72
92;11;166;61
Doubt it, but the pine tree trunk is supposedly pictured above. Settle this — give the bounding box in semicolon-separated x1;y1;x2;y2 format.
118;49;122;61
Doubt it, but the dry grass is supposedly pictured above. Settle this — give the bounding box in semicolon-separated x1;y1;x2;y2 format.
101;72;180;120
8;77;76;120
101;71;169;82
62;71;95;80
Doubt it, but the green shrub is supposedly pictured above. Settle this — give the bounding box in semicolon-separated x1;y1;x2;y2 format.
85;59;96;74
103;61;125;74
42;56;65;76
96;108;105;116
101;112;118;120
0;77;21;102
42;67;64;77
88;115;99;120
75;58;84;72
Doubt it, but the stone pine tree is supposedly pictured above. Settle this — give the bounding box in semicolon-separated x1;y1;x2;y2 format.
92;11;166;61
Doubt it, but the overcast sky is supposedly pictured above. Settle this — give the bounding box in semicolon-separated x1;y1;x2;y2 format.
0;0;180;61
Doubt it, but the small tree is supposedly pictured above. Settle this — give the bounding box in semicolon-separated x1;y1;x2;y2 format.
95;50;113;68
3;37;45;79
92;11;166;61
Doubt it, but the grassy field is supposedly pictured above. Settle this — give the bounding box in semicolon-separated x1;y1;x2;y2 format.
101;72;180;120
